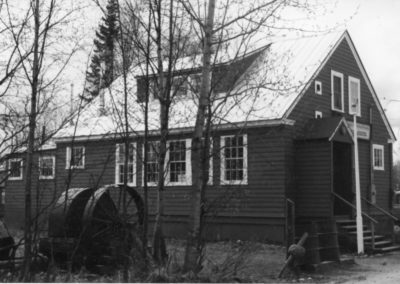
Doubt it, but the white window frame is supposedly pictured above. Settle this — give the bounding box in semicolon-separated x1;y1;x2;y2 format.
315;80;322;95
143;139;211;187
8;158;23;180
220;134;248;185
115;143;137;186
142;141;160;187
372;144;384;171
66;146;85;169
348;76;361;116
39;156;55;180
165;139;191;186
315;111;323;119
331;70;344;112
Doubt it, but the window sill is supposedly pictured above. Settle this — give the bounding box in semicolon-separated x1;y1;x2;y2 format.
165;181;191;186
66;166;85;170
39;176;55;180
373;167;384;171
220;180;248;185
116;182;136;187
8;177;23;181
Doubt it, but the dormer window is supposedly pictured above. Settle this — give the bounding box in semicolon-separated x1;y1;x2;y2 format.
137;73;202;102
171;76;189;98
189;74;201;94
331;70;344;112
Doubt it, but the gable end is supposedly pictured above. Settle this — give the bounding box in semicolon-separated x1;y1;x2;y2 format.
284;31;396;142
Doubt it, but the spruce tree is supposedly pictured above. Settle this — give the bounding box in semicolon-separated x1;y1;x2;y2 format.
84;0;119;100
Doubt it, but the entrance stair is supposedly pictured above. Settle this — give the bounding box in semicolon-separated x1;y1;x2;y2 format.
336;219;400;253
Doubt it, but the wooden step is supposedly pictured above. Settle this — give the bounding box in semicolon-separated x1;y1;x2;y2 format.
362;235;385;242
341;225;368;231
365;240;393;248
348;230;373;236
336;219;356;225
374;245;400;253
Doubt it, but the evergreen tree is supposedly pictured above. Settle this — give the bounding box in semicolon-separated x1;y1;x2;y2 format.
84;0;119;100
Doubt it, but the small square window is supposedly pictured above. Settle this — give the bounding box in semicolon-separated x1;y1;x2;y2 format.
315;81;322;95
372;144;384;171
39;156;55;179
8;159;23;180
315;111;323;119
66;146;85;169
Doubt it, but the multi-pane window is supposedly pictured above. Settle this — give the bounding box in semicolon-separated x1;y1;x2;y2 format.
144;141;160;185
115;143;136;185
171;76;189;98
221;135;248;184
331;70;344;112
9;159;23;180
169;140;186;183
66;146;85;169
167;139;191;185
373;144;384;171
39;156;55;179
348;76;361;116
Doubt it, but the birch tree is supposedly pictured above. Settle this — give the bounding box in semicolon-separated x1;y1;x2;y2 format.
180;0;319;273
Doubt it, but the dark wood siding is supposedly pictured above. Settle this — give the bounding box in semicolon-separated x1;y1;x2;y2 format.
136;127;290;219
288;38;392;215
5;149;57;231
56;140;117;190
295;140;332;217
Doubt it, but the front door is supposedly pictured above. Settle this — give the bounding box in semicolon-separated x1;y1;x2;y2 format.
333;142;353;216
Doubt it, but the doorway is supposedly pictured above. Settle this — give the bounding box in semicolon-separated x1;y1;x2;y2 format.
333;142;353;216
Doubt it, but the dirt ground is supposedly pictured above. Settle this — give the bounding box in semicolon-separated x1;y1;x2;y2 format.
168;240;400;283
5;237;400;282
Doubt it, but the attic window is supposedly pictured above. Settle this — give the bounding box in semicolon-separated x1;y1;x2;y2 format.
171;76;189;98
315;111;323;119
315;81;322;95
331;70;344;112
189;74;201;93
348;76;361;116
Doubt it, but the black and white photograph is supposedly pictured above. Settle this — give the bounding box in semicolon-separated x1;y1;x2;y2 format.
1;0;400;282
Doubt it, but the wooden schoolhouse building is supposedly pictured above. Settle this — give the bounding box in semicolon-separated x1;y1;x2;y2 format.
3;31;398;256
